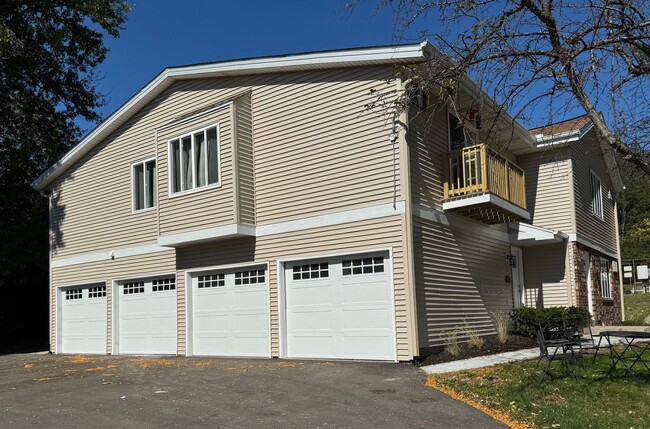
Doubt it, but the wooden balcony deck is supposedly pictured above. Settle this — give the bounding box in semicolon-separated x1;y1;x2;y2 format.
443;144;529;224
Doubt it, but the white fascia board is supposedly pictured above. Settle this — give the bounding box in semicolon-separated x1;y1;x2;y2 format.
32;44;426;190
441;194;531;220
158;223;256;247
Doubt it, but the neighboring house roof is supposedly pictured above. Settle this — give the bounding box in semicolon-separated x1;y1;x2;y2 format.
530;114;624;194
530;115;592;136
32;42;432;190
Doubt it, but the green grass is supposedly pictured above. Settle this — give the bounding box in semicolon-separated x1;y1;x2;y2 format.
624;293;650;325
430;352;650;429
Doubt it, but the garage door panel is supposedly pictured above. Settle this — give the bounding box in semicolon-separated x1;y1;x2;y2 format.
289;309;333;330
341;308;391;329
191;266;270;357
287;283;332;306
342;336;392;359
233;287;267;307
340;280;390;303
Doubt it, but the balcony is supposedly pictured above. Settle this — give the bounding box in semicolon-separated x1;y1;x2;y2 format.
442;144;530;224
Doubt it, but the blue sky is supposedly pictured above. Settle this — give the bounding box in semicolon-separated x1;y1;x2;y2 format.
83;0;405;133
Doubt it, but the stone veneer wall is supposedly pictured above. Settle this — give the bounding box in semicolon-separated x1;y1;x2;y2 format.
571;242;621;325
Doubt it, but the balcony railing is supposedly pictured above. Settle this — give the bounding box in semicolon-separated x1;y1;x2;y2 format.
443;144;526;209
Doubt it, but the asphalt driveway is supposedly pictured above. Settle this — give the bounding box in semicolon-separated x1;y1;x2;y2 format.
0;353;506;428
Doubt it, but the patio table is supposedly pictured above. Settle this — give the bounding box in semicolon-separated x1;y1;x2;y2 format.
598;331;650;379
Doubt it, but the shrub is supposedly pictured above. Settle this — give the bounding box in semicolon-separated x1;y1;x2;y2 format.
462;321;484;349
511;306;591;339
441;328;461;356
490;311;510;344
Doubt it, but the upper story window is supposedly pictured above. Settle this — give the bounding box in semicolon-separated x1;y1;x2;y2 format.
132;159;157;212
590;170;603;219
448;113;477;151
169;124;220;195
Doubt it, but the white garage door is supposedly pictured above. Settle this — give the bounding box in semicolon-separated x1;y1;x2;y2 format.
61;285;107;354
117;277;177;355
285;252;395;360
191;266;270;357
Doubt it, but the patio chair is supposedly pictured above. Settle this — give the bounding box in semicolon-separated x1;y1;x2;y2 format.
535;323;583;382
573;324;614;361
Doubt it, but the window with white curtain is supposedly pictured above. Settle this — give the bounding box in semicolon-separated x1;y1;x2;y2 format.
169;124;220;194
132;159;156;211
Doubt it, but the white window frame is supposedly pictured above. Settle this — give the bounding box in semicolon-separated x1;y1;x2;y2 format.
590;170;604;220
600;260;611;299
131;157;157;213
168;123;221;197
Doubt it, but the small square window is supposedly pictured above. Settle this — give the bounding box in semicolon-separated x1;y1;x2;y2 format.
292;262;329;280
152;277;176;292
342;256;385;276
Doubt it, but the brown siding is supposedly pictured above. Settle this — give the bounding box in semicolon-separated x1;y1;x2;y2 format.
522;243;569;308
570;130;618;254
413;214;514;350
518;147;574;233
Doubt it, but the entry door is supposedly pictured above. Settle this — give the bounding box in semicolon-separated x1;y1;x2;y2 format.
511;247;526;308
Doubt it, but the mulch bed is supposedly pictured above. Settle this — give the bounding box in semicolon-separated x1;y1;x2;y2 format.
419;334;537;366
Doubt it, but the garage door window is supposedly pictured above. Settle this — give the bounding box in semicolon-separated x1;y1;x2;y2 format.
292;263;329;280
342;257;384;275
152;277;176;292
124;282;145;294
198;273;225;288
66;289;83;300
89;286;106;298
235;269;265;285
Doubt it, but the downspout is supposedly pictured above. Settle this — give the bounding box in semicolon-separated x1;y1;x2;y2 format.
614;201;625;322
396;77;419;360
47;191;53;353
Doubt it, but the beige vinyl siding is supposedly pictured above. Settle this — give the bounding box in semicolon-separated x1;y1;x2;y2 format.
570;130;618;254
522;243;569;308
48;66;399;260
409;107;447;209
51;249;176;353
252;68;399;224
518;147;573;233
234;93;255;224
413;215;513;350
176;215;410;360
157;106;235;236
